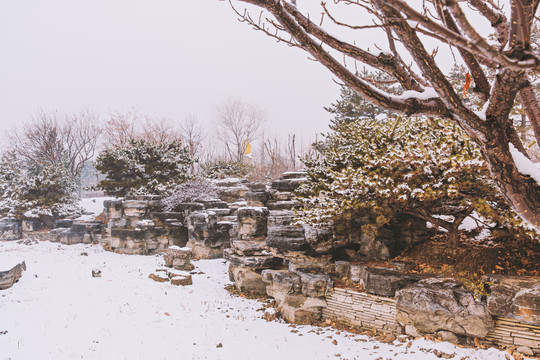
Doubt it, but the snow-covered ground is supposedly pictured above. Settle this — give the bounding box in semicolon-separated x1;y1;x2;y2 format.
79;197;116;216
0;241;517;360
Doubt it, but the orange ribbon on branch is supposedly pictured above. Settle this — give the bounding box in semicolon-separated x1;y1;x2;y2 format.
463;73;471;97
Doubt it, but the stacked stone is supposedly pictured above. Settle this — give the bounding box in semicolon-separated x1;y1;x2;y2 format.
50;220;104;245
262;269;333;324
225;206;280;294
222;172;337;324
104;195;187;255
185;210;234;259
267;171;305;211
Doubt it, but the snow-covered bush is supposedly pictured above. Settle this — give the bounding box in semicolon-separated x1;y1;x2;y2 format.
201;161;253;179
94;139;194;196
0;158;81;218
161;180;218;211
297;116;512;249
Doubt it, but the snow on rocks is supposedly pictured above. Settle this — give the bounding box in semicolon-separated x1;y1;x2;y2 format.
0;241;519;360
0;260;26;290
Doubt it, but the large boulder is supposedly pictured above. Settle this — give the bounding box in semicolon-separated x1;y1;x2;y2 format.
21;219;43;232
358;266;421;297
163;246;193;271
245;191;271;207
485;275;540;326
229;264;267;295
0;218;22;240
261;269;328;324
396;279;494;339
236;207;269;240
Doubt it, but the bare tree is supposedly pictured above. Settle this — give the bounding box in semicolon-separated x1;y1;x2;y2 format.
9;110;102;180
216;98;266;163
104;109;138;148
62;110;103;178
229;0;540;229
179;114;204;174
104;109;184;148
141;115;182;144
286;134;297;170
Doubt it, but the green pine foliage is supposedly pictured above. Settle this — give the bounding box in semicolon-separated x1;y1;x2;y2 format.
94;139;194;196
0;158;80;218
297;113;521;249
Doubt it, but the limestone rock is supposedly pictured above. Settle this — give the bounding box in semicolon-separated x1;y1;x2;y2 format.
267;211;295;226
186;242;225;260
163;246;193;271
168;202;205;214
303;225;333;253
169;271;193;286
512;287;540;326
217;186;249;203
0;261;26;290
284;251;333;273
437;331;459;343
246;183;267;192
231;239;268;256
237;207;269;240
266;225;306;251
57;229;95;245
197;199;228;209
229;264;266;295
185;212;220;246
71;221;103;234
396;278;494;339
485;275;540;326
262;269;327;324
224;249;280;269
297;272;333;298
516;346;534;357
0;218;22;240
245;191;271;207
149;272;169;282
52;219;74;229
362;267;421;297
266;200;299;211
21;219;43;232
271;178;306;192
104;199;123;220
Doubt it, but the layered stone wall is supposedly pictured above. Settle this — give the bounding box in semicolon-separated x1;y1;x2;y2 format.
323;288;400;333
324;287;540;355
485;317;540;354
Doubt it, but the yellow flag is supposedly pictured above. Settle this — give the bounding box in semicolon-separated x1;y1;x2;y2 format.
244;139;252;157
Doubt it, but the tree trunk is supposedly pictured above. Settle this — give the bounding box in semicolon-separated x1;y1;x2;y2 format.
447;226;460;256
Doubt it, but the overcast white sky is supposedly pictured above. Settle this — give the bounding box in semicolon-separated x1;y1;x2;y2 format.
0;0;343;146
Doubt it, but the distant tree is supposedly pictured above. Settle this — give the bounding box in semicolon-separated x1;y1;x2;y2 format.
215;98;265;163
179;114;204;174
94;139;194;196
9;110;102;180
